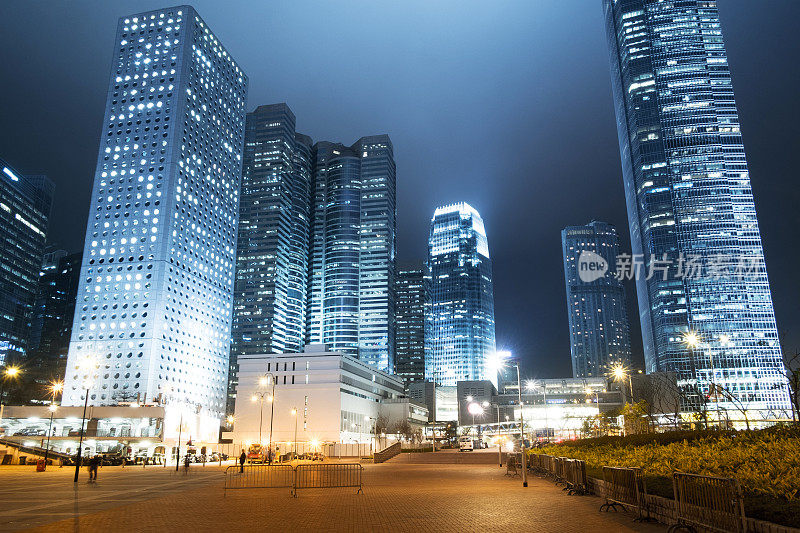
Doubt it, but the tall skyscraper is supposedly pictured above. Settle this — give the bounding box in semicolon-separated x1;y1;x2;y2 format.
603;0;790;417
0;157;54;367
306;136;396;373
28;251;82;387
425;203;496;387
561;222;632;378
395;266;426;385
228;104;312;413
62;7;248;419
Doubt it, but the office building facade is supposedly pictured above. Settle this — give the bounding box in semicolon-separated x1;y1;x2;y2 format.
229;104;312;414
425;203;496;387
395;266;426;384
27;251;82;388
0;158;54;367
562;222;632;378
306;136;396;373
63;6;248;419
603;0;790;418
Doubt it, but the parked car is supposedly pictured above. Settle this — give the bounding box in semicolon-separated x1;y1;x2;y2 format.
459;436;474;452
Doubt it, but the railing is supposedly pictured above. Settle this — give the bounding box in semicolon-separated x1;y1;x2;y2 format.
505;453;520;477
564;459;588;495
668;472;746;533
599;466;650;521
224;464;294;492
373;442;401;464
293;463;363;496
224;463;364;497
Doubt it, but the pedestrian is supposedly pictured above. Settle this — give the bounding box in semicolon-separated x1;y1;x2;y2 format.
239;450;246;473
88;454;100;482
267;447;273;465
183;454;190;474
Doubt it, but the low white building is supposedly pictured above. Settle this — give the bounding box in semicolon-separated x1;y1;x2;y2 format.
0;404;221;464
229;345;408;455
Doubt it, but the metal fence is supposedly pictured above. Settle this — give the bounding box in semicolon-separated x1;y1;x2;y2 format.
505;453;520;477
599;466;650;521
224;464;294;492
564;459;588;495
224;463;363;497
293;463;363;496
668;472;746;533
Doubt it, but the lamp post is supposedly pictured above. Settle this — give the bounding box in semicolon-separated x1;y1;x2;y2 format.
43;382;63;471
514;363;528;487
251;391;270;445
73;355;97;483
260;373;277;455
684;332;708;429
291;408;298;460
175;411;183;472
74;383;91;482
0;365;21;422
365;416;373;456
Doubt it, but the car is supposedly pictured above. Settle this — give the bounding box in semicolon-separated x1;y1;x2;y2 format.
458;436;474;452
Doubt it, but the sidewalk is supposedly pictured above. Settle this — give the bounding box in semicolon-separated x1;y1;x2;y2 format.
23;463;665;532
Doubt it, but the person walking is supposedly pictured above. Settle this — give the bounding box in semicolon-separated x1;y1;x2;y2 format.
267;447;273;465
183;454;190;474
239;450;246;473
88;455;100;483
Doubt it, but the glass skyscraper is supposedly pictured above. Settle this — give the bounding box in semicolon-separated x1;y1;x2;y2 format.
603;0;790;418
306;136;396;373
62;6;248;419
561;222;632;378
28;251;82;390
0;158;54;367
425;203;496;387
395;266;427;385
229;104;312;413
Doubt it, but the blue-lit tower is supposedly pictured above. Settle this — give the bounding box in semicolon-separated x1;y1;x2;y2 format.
425;203;496;387
62;6;248;419
603;0;790;419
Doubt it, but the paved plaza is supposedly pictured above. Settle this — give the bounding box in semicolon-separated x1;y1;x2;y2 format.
0;461;665;532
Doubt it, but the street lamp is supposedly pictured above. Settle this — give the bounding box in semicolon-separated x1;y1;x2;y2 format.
291;408;298;460
365;416;373;456
492;350;527;487
42;381;63;471
526;379;549;439
0;365;21;422
73;355;98;482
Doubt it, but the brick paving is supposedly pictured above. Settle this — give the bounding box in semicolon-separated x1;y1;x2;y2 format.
6;462;665;532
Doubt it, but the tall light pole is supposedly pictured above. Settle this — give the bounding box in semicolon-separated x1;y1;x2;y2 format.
684;332;708;430
175;410;183;472
291;407;298;459
260;373;276;454
43;381;63;471
0;365;21;422
73;355;97;483
515;363;528;487
251;391;270;445
526;379;549;440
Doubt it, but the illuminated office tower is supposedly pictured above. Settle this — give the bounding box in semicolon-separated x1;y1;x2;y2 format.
425;203;496;387
0;158;54;367
62;6;248;419
228;104;312;414
395;266;426;385
306;136;396;373
561;222;632;378
603;0;790;418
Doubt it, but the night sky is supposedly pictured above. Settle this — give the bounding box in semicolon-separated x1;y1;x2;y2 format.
1;1;798;378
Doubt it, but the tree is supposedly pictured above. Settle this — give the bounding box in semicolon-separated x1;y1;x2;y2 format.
784;351;800;423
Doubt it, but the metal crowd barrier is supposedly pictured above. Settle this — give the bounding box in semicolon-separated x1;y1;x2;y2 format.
224;463;363;497
292;463;364;497
668;472;746;533
564;459;588;495
599;466;650;521
553;457;567;486
505;453;520;477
